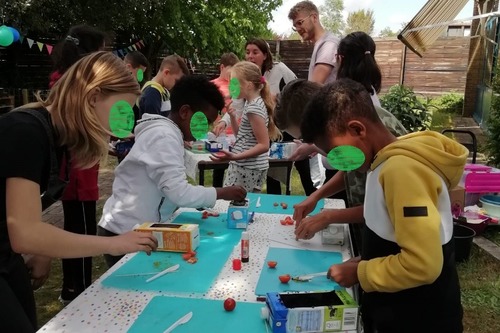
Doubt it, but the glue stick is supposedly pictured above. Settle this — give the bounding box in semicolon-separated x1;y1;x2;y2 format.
241;231;249;263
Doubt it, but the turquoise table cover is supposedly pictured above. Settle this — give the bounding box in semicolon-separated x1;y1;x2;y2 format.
102;211;242;293
128;296;268;333
255;247;343;296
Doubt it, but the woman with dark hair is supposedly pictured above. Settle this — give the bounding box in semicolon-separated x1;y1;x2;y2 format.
336;31;382;105
49;25;107;305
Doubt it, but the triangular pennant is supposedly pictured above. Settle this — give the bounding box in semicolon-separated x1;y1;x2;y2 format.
117;49;124;57
122;48;128;55
37;42;44;52
112;50;118;56
135;42;141;49
128;46;134;51
139;40;145;47
46;44;53;55
19;35;24;44
132;44;137;51
27;38;34;48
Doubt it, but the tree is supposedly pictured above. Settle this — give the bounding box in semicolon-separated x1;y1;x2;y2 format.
379;27;397;38
319;0;344;35
344;9;375;35
4;0;281;61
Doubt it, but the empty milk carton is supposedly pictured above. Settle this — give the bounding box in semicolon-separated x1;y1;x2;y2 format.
227;199;249;229
134;223;199;252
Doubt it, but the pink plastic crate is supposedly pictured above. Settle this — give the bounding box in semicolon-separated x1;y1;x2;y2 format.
464;172;500;193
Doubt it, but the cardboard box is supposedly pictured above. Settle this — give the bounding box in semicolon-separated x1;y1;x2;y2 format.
449;186;465;216
266;290;358;333
134;223;199;252
205;140;222;152
227;200;249;229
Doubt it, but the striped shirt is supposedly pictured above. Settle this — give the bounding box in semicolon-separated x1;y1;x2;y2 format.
231;97;269;170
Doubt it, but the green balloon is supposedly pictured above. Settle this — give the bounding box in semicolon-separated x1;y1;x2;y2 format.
0;26;14;47
109;100;135;138
229;78;241;99
326;145;366;171
190;111;208;140
137;68;144;82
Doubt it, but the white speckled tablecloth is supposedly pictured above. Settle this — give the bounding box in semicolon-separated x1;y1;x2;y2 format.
38;199;357;333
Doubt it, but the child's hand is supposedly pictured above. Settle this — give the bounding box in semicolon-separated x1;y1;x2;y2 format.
209;150;235;162
212;122;227;136
216;185;247;201
226;101;237;118
327;261;359;288
109;231;158;256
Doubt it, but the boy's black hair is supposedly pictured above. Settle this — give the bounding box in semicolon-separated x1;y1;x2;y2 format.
301;78;380;143
274;79;321;130
337;31;382;94
124;51;149;68
170;75;225;117
52;25;107;74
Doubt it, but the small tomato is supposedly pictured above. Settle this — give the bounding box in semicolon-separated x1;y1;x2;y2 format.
182;253;193;260
279;274;291;283
280;219;287;225
223;297;236;311
267;261;278;268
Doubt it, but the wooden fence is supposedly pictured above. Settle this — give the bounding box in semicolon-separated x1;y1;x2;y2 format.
268;36;470;96
0;36;470;108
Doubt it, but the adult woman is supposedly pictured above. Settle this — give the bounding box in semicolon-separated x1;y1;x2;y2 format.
214;38;316;195
0;52;157;332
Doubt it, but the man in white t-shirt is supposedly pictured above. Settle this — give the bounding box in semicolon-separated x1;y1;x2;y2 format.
288;1;345;197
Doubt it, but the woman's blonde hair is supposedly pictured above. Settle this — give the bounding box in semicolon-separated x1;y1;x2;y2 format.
231;61;282;141
21;51;140;168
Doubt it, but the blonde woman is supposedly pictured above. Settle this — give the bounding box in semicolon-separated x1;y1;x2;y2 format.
0;51;157;332
211;61;281;192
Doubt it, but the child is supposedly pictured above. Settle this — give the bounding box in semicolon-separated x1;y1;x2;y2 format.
0;51;157;332
138;54;189;117
301;78;464;332
275;79;406;254
112;51;151;163
50;24;107;304
210;61;281;193
98;75;247;267
124;51;149;82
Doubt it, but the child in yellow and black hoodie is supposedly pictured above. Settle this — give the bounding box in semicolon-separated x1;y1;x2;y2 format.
301;78;465;333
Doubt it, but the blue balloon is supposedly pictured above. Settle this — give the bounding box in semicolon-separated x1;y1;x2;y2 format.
8;27;20;42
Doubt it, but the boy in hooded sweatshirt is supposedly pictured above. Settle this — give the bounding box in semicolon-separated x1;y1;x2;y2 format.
98;75;247;267
301;79;465;333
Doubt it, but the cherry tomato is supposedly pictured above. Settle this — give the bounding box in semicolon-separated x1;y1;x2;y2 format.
267;261;278;268
280;219;287;225
223;297;236;311
279;274;291;283
188;251;197;257
182;253;193;260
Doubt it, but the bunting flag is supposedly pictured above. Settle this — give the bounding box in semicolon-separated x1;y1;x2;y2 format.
19;35;146;56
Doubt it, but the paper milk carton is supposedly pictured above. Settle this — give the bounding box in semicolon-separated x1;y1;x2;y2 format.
227;199;249;229
269;142;299;159
134;223;199;252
